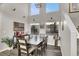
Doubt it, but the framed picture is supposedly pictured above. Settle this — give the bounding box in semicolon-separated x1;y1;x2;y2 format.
69;3;79;13
13;22;24;31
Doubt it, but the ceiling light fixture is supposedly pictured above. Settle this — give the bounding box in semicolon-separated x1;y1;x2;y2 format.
51;17;53;19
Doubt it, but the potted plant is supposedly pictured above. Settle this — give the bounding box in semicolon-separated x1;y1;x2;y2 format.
1;37;14;56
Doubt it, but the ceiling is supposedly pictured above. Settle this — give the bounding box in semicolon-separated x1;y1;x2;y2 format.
0;3;29;20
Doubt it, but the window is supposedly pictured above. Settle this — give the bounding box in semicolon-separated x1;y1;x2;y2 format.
46;3;60;13
46;22;58;35
31;3;40;15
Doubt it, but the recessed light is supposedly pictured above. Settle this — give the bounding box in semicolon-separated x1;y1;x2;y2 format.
23;16;26;18
51;17;53;19
12;8;16;11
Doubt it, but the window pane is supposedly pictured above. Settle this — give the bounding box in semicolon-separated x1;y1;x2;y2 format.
46;3;60;13
31;4;40;15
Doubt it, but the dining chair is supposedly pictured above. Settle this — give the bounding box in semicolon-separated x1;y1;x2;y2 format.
44;36;48;48
37;41;43;56
42;36;48;55
16;36;36;56
37;36;48;56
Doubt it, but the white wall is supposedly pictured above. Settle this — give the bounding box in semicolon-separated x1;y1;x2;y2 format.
0;13;12;51
28;12;60;23
69;13;79;27
61;3;79;28
0;4;29;51
0;12;7;51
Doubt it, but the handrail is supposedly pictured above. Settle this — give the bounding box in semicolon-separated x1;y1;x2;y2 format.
61;12;79;56
62;12;78;36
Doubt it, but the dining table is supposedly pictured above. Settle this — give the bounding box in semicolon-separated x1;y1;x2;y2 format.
27;35;44;55
28;37;43;45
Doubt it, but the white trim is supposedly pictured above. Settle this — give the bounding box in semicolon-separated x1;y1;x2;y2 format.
30;23;40;25
45;22;54;25
0;48;9;53
0;47;13;53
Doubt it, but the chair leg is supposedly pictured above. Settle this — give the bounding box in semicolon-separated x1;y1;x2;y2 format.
40;50;43;56
37;49;40;56
31;50;36;56
18;50;21;56
43;45;47;55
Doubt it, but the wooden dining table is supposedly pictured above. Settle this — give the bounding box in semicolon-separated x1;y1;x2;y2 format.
27;36;44;55
28;37;43;45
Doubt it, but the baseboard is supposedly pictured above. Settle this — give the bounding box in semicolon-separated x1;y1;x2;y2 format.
0;48;9;53
0;47;13;53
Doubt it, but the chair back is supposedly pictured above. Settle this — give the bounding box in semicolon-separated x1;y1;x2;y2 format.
41;36;48;48
43;36;48;44
16;35;29;56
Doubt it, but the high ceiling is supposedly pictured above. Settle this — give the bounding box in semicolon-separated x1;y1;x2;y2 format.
0;3;29;20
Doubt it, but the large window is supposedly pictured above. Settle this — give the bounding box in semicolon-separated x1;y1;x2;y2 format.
31;3;40;15
46;3;60;13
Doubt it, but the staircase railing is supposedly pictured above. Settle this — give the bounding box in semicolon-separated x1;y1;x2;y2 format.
60;12;79;56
